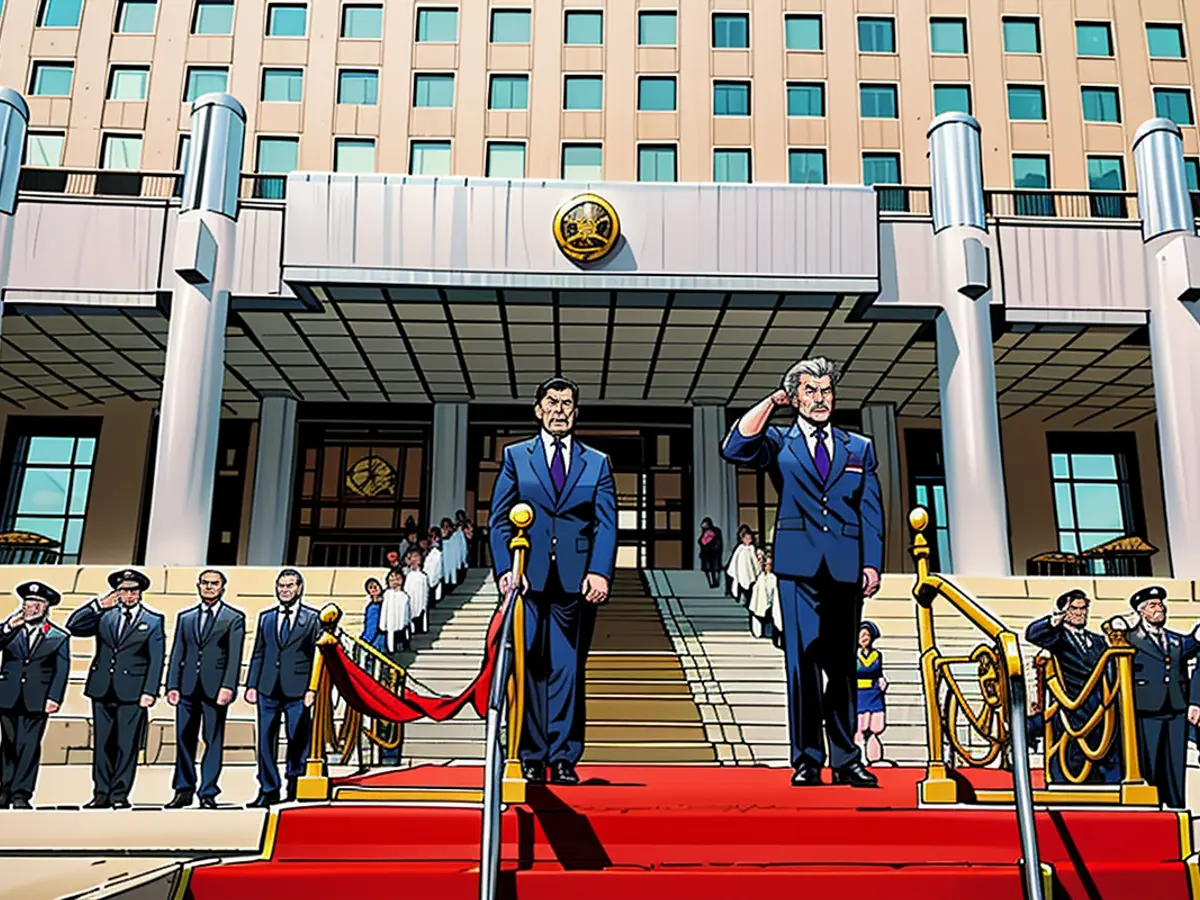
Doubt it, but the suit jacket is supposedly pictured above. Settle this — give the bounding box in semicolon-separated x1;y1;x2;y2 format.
67;602;166;704
1025;616;1109;723
1128;624;1200;716
489;435;618;594
166;602;246;700
0;621;70;711
246;604;319;700
720;422;884;584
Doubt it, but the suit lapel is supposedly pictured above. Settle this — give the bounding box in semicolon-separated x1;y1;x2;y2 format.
826;428;851;486
556;441;590;509
525;437;558;505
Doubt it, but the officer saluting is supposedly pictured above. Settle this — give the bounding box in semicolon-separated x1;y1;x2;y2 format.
67;568;165;809
0;581;70;808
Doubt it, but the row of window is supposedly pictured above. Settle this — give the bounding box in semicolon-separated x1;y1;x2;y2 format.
35;0;1195;60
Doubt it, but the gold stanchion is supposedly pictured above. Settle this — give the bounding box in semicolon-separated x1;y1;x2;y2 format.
502;503;534;804
296;603;342;801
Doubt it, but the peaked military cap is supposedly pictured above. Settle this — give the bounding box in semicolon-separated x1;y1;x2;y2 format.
1130;585;1168;611
1056;589;1089;611
16;580;60;607
107;568;151;592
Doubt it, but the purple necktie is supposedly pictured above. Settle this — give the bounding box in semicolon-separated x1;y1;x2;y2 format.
550;439;567;494
813;429;831;481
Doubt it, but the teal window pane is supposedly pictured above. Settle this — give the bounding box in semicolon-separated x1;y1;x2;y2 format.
785;14;821;51
863;153;900;185
713;149;751;183
1007;85;1045;120
860;84;898;118
1053;482;1076;528
713;81;750;115
1081;87;1120;122
185;67;229;101
712;13;748;48
117;0;157;33
1076;22;1112;56
39;0;82;27
334;138;375;173
193;0;233;34
410;140;452;175
565;10;601;45
18;469;69;516
486;142;526;178
638;145;676;182
338;70;378;105
257;136;299;173
267;3;307;36
561;144;602;180
858;17;895;52
1155;88;1194;125
1071;454;1118;480
1185;158;1199;192
1072;482;1124;529
788;150;826;184
933;85;971;115
76;437;96;466
342;4;382;38
1087;156;1124;190
262;68;303;102
564;75;602;110
109;67;149;101
31;64;73;97
416;8;457;42
490;9;530;43
638;11;675;46
1003;18;1040;53
414;73;454;107
489;74;529;110
1147;23;1185;58
930;18;967;54
637;77;676;112
786;83;824;116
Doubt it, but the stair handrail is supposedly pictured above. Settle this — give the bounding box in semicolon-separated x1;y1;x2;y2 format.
909;507;1044;900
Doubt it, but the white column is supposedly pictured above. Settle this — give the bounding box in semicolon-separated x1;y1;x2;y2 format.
145;93;246;565
0;89;28;340
1133;118;1200;576
860;402;904;572
692;404;738;569
928;112;1011;576
246;391;298;566
429;402;469;524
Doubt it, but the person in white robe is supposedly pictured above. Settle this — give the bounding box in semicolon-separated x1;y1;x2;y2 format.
726;525;761;606
379;568;411;656
403;549;431;635
749;554;780;641
423;531;445;607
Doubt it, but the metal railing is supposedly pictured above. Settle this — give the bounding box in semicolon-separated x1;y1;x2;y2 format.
15;166;287;201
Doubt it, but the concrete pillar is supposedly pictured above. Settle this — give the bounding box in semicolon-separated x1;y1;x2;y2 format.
0;89;28;340
692;404;738;569
246;391;299;566
860;402;904;572
429;402;469;525
928;112;1011;576
1133;118;1200;576
145;93;246;565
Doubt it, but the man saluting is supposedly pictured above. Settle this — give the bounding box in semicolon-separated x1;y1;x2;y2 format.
722;357;884;787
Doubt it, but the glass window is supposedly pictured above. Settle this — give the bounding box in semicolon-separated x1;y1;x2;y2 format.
565;10;601;45
713;81;750;116
108;66;149;101
638;144;676;182
334;138;375;173
1076;22;1112;56
1003;17;1040;53
410;140;452;175
116;0;156;33
5;433;99;563
860;84;898;118
1185;157;1199;192
638;10;675;46
1081;86;1120;122
38;0;82;27
101;133;143;169
416;7;457;42
342;4;382;38
858;17;895;53
193;0;233;34
490;9;530;43
30;62;73;97
713;149;751;183
489;74;528;109
1050;445;1139;568
338;69;378;105
564;75;602;110
414;72;454;107
25;133;64;167
1007;84;1046;120
486;142;525;178
561;143;601;180
933;84;971;115
638;76;676;112
185;66;228;101
1012;154;1054;215
862;152;900;185
257;135;299;173
788;149;826;184
930;17;967;54
266;3;307;36
262;68;303;102
1147;23;1185;59
712;13;749;49
785;14;821;51
1155;88;1194;125
786;83;824;116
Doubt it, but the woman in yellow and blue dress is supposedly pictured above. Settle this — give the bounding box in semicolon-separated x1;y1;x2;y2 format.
856;620;889;765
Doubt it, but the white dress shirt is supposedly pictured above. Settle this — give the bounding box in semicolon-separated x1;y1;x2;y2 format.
793;416;835;464
540;430;572;476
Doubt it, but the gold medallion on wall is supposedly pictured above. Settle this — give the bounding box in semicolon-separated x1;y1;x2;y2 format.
552;193;621;263
345;455;397;498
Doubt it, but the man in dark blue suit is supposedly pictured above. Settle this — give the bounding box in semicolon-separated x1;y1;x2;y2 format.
245;568;318;807
164;569;245;809
0;581;70;808
490;376;618;785
67;568;165;809
721;357;884;787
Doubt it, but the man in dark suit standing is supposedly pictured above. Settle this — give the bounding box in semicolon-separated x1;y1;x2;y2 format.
0;581;70;808
164;569;245;809
1127;585;1200;808
245;568;318;807
490;376;618;786
66;568;165;809
721;357;883;788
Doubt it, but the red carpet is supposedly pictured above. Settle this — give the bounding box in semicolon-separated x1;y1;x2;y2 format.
185;766;1193;899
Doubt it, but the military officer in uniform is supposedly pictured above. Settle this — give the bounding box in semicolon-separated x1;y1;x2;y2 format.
66;568;165;809
1127;585;1200;808
0;581;70;808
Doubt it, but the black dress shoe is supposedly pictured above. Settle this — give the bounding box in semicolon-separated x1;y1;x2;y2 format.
831;761;878;787
164;792;194;809
83;795;110;809
791;763;822;786
110;798;132;809
199;797;218;810
247;791;280;808
10;797;32;809
521;761;546;784
549;761;580;785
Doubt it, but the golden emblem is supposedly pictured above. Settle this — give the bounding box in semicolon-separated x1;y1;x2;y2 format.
552;193;621;263
345;455;397;498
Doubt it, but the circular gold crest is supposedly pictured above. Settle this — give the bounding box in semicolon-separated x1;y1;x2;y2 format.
553;193;621;263
345;455;397;498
